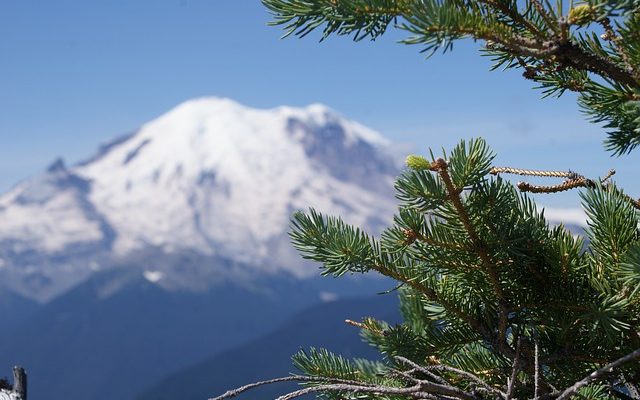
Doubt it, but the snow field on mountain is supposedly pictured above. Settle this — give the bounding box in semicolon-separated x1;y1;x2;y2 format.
0;97;398;299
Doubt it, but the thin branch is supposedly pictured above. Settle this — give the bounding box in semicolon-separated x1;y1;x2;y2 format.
209;375;371;400
506;337;522;400
552;40;639;88
480;0;546;39
390;367;422;384
531;0;560;34
491;38;639;87
600;169;616;184
367;259;491;339
275;381;477;400
403;228;469;250
393;357;451;386
492;165;640;210
275;383;419;400
556;348;640;400
490;166;578;178
599;17;637;79
396;356;507;399
518;179;640;210
535;336;541;399
517;178;592;193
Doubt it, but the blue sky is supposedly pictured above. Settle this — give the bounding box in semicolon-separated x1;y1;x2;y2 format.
1;0;638;208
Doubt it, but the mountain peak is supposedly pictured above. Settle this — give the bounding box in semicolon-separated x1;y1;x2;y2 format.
0;97;399;301
46;158;67;173
152;98;389;149
166;96;246;116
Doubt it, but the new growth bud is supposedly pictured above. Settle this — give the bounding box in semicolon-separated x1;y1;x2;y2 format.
568;4;596;26
406;154;431;170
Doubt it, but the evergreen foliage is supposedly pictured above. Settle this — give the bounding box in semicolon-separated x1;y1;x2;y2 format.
214;1;640;399
263;0;640;155
283;139;640;398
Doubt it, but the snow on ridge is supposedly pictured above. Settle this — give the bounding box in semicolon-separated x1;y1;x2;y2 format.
0;159;104;252
0;191;104;252
275;102;390;148
143;270;165;283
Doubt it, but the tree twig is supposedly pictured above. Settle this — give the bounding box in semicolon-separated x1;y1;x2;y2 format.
490;167;579;178
492;165;640;210
556;348;640;400
394;356;451;386
506;337;522;400
396;356;508;399
275;381;477;400
209;375;371;400
534;336;540;399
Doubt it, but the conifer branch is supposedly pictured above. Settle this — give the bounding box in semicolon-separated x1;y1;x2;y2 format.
530;0;559;34
404;228;468;250
556;348;640;400
479;0;545;39
393;358;452;387
367;259;491;338
430;158;512;355
396;356;508;399
490;167;579;178
213;351;640;400
551;41;639;89
517;178;593;193
209;375;371;400
266;0;640;153
490;37;639;87
598;18;634;74
275;381;477;400
506;338;522;400
492;165;640;210
430;158;500;289
534;336;541;399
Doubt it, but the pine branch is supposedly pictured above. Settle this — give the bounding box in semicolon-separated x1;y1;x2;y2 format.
212;371;480;400
211;350;640;399
274;381;477;400
490;166;581;178
393;357;460;387
491;165;640;210
209;375;370;400
429;157;512;356
506;338;522;400
551;40;639;89
395;356;508;398
556;348;640;400
368;258;492;339
479;0;546;39
518;178;594;193
265;0;640;154
534;336;541;399
598;17;637;79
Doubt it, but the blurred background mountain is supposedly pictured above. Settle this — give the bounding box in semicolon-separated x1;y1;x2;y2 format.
0;99;403;399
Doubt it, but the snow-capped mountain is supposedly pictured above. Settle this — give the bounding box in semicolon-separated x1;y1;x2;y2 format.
0;97;399;301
